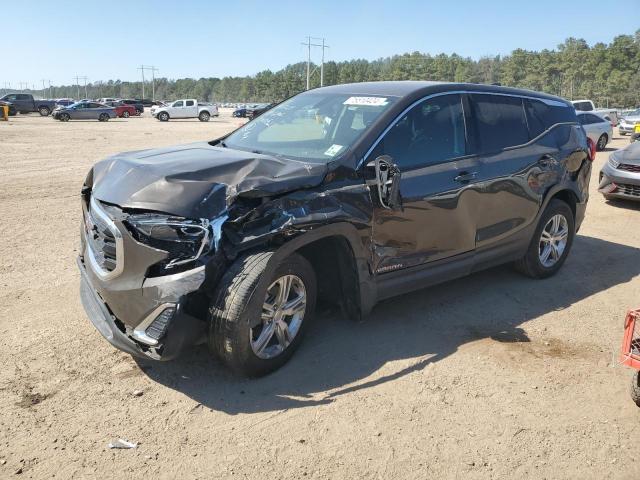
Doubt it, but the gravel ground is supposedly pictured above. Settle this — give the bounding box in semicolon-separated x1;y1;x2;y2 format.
0;111;639;479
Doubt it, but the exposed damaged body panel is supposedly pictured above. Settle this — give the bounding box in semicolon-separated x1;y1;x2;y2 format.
77;81;591;367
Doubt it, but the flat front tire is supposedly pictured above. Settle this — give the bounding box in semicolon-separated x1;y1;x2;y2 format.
209;252;317;377
515;199;575;279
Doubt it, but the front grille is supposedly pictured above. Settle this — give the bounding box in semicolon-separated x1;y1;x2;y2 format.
85;198;123;278
618;163;640;173
616;183;640;197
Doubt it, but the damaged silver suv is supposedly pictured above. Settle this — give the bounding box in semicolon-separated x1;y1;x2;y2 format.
79;81;592;376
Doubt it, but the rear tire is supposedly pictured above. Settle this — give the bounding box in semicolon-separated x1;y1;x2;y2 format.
199;111;210;122
631;371;640;407
38;106;50;116
596;134;608;151
98;113;109;122
209;252;317;377
515;199;575;279
158;112;169;122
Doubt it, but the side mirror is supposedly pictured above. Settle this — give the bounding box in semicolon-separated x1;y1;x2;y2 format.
366;155;402;210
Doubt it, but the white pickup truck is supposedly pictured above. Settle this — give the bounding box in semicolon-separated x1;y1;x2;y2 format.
151;99;219;122
571;99;619;126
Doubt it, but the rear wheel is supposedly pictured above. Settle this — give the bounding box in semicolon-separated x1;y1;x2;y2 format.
122;111;130;118
515;199;575;279
98;113;109;122
158;112;169;122
198;111;210;122
209;252;317;377
38;106;50;116
596;134;608;151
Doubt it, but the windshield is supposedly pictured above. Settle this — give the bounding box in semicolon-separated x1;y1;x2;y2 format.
223;92;397;162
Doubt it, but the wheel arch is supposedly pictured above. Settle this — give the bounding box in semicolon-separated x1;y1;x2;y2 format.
253;223;375;320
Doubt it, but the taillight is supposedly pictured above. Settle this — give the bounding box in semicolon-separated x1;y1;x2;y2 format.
587;137;596;161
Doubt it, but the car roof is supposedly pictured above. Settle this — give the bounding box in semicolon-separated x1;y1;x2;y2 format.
311;81;570;105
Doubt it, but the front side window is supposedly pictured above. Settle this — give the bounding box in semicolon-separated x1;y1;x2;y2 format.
223;92;397;162
6;94;17;101
173;101;184;107
371;94;466;170
470;94;529;153
186;100;194;107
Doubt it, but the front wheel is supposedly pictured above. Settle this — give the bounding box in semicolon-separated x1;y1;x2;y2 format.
158;112;169;122
122;111;130;118
515;199;575;279
198;111;210;122
209;252;317;377
59;113;70;122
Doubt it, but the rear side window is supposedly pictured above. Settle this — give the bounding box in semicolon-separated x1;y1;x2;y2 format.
470;94;529;153
186;100;194;106
573;101;593;112
526;99;575;133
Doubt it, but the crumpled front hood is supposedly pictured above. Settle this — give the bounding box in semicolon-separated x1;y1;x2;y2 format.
90;142;328;218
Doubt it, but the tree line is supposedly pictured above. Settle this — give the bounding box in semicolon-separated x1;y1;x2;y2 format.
19;31;640;108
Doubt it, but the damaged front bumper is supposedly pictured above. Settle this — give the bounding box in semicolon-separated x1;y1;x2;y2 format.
77;197;212;360
599;162;640;201
78;256;207;360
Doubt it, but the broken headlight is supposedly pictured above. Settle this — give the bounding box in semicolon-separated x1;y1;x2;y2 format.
125;214;211;270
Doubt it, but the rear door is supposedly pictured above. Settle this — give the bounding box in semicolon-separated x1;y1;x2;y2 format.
368;93;480;273
465;93;552;249
184;100;198;117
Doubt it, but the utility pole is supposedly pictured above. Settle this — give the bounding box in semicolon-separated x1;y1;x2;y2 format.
301;37;328;90
320;38;329;87
137;65;146;100
148;66;159;101
41;79;52;99
83;76;88;99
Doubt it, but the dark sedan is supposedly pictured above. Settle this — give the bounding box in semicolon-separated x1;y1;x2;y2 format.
52;102;116;122
246;103;274;120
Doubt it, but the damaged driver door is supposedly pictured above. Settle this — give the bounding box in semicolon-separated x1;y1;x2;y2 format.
366;93;479;275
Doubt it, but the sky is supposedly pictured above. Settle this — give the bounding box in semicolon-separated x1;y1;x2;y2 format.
3;0;638;89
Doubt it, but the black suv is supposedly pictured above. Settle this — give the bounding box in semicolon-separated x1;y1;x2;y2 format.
78;82;592;376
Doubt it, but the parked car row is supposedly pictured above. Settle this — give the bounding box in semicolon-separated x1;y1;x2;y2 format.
232;103;273;118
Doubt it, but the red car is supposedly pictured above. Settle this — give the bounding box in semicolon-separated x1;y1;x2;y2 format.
105;101;137;118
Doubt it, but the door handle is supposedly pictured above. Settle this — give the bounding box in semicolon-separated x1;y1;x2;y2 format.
454;171;477;183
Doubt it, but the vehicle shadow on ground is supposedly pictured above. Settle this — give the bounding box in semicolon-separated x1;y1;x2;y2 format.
140;235;640;414
605;199;640;211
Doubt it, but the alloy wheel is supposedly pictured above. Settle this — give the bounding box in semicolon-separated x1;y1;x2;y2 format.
250;275;307;359
538;214;569;267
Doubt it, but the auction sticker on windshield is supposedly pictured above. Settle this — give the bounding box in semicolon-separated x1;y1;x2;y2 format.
343;96;389;106
324;144;344;157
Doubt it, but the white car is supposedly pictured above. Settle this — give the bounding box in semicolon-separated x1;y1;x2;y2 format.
151;99;219;122
619;108;640;136
577;111;613;151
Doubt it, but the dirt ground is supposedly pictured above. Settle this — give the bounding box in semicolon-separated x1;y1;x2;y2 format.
0;110;639;479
